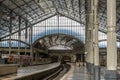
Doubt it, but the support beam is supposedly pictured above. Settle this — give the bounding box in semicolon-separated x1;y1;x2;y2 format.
18;16;21;56
9;11;12;56
30;26;33;65
107;0;117;71
1;13;56;40
1;39;30;46
93;0;99;67
85;4;89;69
85;0;89;68
93;0;100;79
85;0;94;75
89;0;94;68
25;18;28;55
105;0;118;79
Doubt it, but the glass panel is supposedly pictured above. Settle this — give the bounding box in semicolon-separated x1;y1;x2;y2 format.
1;15;114;48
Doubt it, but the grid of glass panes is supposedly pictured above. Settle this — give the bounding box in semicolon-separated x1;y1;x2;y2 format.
2;15;119;48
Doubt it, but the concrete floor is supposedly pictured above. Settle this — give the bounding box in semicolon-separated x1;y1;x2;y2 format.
61;63;106;80
0;63;60;80
1;63;119;80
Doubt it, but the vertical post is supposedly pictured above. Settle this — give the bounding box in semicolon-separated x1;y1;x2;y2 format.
30;26;33;65
18;16;21;65
58;14;59;34
93;0;100;79
93;0;99;67
85;5;90;71
81;54;83;66
18;16;21;56
85;0;94;74
9;11;12;56
89;0;94;75
105;0;117;80
86;0;94;74
35;53;37;64
25;20;28;55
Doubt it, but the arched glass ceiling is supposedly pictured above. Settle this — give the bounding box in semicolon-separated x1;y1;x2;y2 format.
2;15;119;48
32;15;85;43
0;0;120;48
1;15;119;49
4;15;85;45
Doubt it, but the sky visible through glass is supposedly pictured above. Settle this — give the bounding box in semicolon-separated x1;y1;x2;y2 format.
0;15;119;49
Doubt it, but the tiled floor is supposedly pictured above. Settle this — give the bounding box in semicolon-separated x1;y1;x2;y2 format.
66;65;92;80
62;63;105;80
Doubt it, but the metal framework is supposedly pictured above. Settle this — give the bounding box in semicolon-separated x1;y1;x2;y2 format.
0;0;120;50
33;34;84;51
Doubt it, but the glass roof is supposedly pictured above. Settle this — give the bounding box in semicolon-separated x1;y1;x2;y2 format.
2;15;85;47
0;0;120;48
0;15;120;48
32;16;85;43
0;15;115;48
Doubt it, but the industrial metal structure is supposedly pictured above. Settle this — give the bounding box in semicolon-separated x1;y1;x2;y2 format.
0;0;120;80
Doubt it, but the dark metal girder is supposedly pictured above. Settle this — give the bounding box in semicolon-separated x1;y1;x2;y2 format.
0;3;31;26
51;0;58;13
0;31;9;37
79;0;81;22
9;0;34;20
71;0;77;20
12;0;33;10
1;38;30;46
0;26;8;32
44;0;53;12
0;9;56;39
22;0;40;19
58;12;85;25
33;0;45;13
63;0;69;15
32;13;56;25
1;17;17;27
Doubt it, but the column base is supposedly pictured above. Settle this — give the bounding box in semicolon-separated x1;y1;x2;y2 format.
86;62;91;72
90;63;94;75
94;66;100;80
86;62;89;71
86;62;94;75
105;70;118;80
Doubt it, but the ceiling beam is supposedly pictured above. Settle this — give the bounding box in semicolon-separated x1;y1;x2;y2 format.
1;13;57;39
